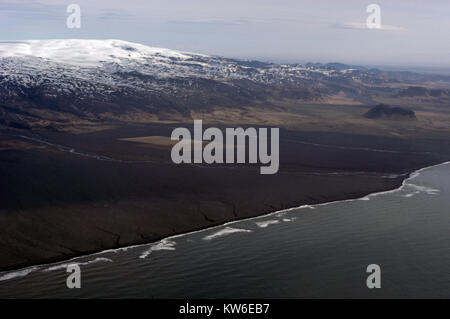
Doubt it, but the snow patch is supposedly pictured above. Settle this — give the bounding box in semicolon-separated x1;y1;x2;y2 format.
0;39;194;67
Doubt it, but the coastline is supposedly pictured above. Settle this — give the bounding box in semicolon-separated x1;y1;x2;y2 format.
1;160;448;278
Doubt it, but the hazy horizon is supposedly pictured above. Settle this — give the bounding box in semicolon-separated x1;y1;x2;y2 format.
1;0;449;69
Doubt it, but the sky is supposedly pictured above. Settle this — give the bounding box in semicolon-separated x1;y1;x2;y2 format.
1;0;449;68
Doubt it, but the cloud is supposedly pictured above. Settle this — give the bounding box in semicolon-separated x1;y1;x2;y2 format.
0;1;63;20
331;22;408;31
167;18;251;26
98;10;135;20
0;1;135;20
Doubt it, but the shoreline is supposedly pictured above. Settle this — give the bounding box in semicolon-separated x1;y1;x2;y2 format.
1;160;448;278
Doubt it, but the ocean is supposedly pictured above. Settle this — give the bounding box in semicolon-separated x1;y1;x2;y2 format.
0;162;449;298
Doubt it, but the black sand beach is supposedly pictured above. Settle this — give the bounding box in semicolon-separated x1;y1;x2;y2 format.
1;123;449;271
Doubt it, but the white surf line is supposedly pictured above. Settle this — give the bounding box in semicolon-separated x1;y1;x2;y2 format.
317;161;449;205
202;227;253;241
42;257;113;272
403;183;440;195
1;161;448;279
0;257;113;282
0;267;40;282
255;220;280;228
139;239;177;259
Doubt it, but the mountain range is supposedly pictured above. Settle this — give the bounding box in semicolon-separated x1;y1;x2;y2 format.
1;39;448;130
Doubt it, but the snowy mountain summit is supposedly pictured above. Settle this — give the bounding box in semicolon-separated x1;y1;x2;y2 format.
0;39;362;82
0;39;196;67
0;39;392;129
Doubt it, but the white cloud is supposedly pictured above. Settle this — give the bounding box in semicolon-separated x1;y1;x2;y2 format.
331;22;408;31
167;18;250;26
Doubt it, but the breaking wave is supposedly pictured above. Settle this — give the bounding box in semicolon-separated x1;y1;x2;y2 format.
203;227;252;241
256;220;280;228
404;183;440;195
0;267;40;282
139;239;176;259
43;257;113;272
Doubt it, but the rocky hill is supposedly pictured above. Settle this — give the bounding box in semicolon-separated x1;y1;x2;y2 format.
365;104;417;120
